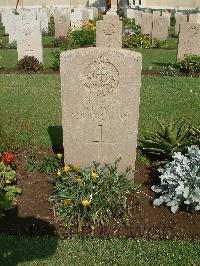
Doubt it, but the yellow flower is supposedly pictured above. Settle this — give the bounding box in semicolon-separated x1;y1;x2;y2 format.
82;200;90;207
75;177;82;185
57;170;62;176
91;172;98;178
64;165;70;173
63;199;72;206
73;164;79;171
57;153;63;159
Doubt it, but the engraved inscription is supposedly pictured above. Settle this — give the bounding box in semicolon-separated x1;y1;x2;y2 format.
81;56;119;96
103;23;116;35
23;23;34;36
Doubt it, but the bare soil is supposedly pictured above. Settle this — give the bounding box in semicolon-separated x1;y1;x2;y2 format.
0;148;199;239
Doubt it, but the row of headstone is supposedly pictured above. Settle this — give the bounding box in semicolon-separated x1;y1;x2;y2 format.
61;13;142;174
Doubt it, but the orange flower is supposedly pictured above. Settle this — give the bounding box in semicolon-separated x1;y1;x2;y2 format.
82;200;90;207
63;199;72;206
73;164;79;171
64;165;70;173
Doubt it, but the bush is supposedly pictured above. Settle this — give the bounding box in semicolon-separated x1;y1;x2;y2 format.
175;54;200;75
53;36;69;49
68;28;96;48
51;50;61;71
139;119;192;162
17;56;43;72
7;40;17;49
50;159;137;231
160;65;176;76
0;152;21;214
152;145;200;213
122;34;151;49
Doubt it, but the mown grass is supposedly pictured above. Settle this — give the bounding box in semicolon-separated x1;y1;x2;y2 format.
0;235;200;266
0;75;199;148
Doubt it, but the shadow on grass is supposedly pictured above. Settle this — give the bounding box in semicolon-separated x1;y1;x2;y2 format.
48;125;63;154
0;207;58;266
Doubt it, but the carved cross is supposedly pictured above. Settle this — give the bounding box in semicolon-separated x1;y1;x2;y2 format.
93;124;103;143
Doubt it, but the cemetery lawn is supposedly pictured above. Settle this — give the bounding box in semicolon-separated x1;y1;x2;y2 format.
0;74;199;148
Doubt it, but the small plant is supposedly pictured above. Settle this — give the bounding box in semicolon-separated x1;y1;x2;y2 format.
17;56;43;72
160;65;176;76
50;159;137;231
68;28;96;48
139;119;192;161
7;40;17;49
190;125;200;146
0;152;21;214
122;34;151;49
26;152;36;172
153;39;167;48
39;153;61;174
48;15;55;36
152;145;200;213
175;54;200;75
53;36;69;49
51;50;61;71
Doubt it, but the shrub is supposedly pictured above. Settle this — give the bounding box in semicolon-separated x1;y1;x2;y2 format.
48;15;55;36
176;54;200;74
68;28;96;48
160;65;176;76
50;159;137;231
153;39;167;48
152;145;200;213
7;40;17;49
39;153;60;174
122;34;151;49
53;36;69;49
0;153;21;214
17;56;43;72
51;50;61;71
139;119;192;162
190;125;200;146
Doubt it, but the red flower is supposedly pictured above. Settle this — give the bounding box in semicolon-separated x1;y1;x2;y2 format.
2;152;14;164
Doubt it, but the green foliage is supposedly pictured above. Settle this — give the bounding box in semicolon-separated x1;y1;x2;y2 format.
123;34;151;49
160;65;176;76
39;154;59;174
0;122;15;154
122;17;140;33
175;54;200;75
0;39;3;48
139;119;192;161
0;161;21;213
153;39;167;48
6;40;17;49
190;125;200;146
152;145;200;213
53;36;69;49
51;49;61;71
17;56;43;72
50;159;137;231
68;28;96;48
26;152;36;172
47;15;55;36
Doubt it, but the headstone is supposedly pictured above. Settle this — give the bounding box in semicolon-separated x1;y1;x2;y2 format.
152;15;169;45
38;8;49;33
153;10;161;16
141;13;153;35
177;22;200;60
88;7;98;20
175;13;187;35
55;12;70;38
189;13;200;24
96;17;122;48
134;10;142;26
17;20;43;63
60;47;142;173
126;8;135;19
8;13;22;44
70;10;83;30
162;11;171;27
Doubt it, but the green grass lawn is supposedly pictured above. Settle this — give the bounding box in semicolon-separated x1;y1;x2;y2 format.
0;235;200;265
0;74;199;148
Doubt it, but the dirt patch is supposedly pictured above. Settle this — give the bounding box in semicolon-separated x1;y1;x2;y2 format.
0;148;199;239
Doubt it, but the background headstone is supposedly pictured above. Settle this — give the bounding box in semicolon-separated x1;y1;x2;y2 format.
141;13;153;35
177;22;200;60
17;19;43;63
175;12;187;35
70;9;83;30
152;15;169;45
54;13;70;38
60;47;142;173
96;17;122;48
